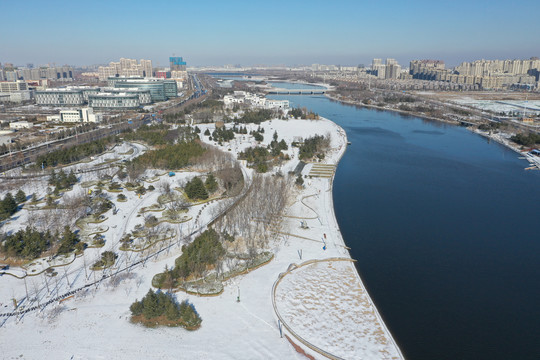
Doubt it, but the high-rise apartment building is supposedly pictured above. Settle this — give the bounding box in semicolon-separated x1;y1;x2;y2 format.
98;58;153;81
385;59;401;79
372;58;386;79
170;57;187;71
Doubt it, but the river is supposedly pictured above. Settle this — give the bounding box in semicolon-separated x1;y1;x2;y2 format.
267;92;540;360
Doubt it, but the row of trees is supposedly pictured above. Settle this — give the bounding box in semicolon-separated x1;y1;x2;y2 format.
35;136;115;168
130;290;202;329
511;132;540;146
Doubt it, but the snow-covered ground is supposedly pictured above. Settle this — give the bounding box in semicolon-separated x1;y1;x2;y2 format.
0;117;403;359
275;260;402;359
452;97;540;115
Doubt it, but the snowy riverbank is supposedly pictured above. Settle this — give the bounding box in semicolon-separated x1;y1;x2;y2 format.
0;117;403;359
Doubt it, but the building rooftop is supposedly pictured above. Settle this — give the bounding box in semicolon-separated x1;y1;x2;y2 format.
89;92;138;98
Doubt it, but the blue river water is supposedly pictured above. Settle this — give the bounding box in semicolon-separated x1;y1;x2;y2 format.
268;94;540;360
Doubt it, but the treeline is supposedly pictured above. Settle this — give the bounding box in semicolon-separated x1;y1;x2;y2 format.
35;136;116;168
131;141;205;170
130;290;202;329
383;95;417;104
511;132;540;147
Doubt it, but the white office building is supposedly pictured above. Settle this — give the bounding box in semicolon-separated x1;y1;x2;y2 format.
35;89;85;106
59;108;102;123
88;93;140;109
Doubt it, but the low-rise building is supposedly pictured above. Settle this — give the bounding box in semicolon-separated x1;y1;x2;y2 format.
108;77;177;101
59;108;102;122
223;91;289;110
35;89;85;106
101;87;152;105
0;80;28;92
88;93;140;109
10;121;34;129
265;99;289;110
0;91;32;102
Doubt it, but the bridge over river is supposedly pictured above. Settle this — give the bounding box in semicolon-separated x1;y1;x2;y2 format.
266;88;326;95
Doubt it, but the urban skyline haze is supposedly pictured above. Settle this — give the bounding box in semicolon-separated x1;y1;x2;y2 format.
2;0;539;67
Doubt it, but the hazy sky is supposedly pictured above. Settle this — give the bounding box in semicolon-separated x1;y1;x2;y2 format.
2;0;539;68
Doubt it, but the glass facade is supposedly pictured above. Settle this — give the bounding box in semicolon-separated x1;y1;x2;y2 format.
109;77;177;101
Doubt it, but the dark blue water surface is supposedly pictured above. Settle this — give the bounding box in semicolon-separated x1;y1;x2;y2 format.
269;94;540;360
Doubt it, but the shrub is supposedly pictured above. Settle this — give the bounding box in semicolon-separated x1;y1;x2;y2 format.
91;251;118;270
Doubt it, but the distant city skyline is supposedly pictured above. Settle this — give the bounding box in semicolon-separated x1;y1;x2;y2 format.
2;0;539;68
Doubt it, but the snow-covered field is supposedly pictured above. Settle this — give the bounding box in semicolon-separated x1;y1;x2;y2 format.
0;117;402;359
275;260;402;359
452;97;540;115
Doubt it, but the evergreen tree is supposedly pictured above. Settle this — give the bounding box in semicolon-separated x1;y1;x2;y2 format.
205;174;218;193
0;193;18;220
67;170;78;185
46;196;54;207
57;226;78;255
15;189;26;204
185;177;208;200
48;170;57;185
